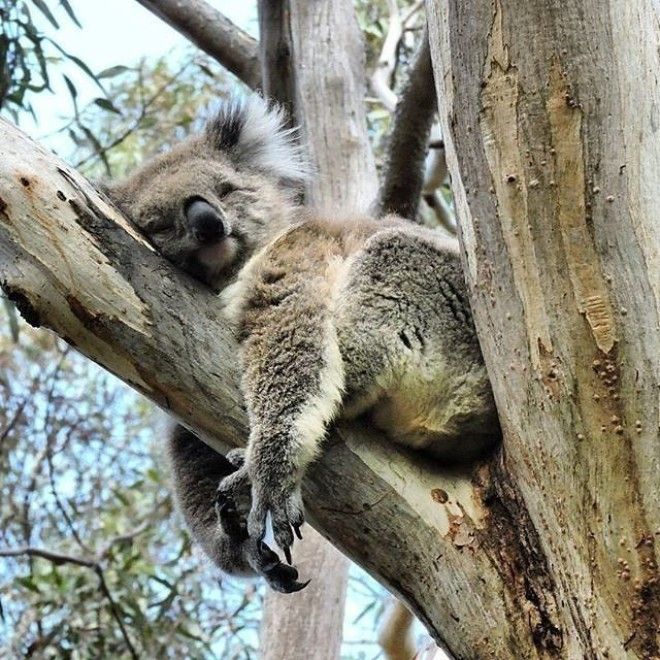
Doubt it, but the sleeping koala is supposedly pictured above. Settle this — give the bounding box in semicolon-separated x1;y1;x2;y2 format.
105;96;498;591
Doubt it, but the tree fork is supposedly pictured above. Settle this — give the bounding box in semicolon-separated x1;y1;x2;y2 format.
2;116;584;657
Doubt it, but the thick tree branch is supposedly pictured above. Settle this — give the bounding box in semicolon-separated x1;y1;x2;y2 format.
1;118;555;658
134;0;261;89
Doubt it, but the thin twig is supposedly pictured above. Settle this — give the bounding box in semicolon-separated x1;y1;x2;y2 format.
94;565;139;659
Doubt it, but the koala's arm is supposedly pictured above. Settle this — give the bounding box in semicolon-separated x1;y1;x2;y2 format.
219;224;346;560
168;424;308;592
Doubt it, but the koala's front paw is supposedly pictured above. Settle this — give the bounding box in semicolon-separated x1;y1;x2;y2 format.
248;483;305;565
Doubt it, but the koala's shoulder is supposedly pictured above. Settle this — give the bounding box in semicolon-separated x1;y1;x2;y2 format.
219;214;377;328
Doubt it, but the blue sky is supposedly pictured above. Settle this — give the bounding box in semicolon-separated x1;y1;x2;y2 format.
17;0;257;146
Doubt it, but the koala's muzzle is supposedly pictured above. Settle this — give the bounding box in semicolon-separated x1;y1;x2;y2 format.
186;198;228;243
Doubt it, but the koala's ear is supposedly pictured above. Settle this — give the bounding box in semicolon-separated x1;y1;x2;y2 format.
205;96;310;185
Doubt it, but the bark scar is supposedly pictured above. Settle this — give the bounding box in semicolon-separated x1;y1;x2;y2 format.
479;0;553;372
546;61;617;353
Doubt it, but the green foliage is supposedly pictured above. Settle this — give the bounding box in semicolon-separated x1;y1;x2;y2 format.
65;53;232;179
0;0;102;121
0;315;263;658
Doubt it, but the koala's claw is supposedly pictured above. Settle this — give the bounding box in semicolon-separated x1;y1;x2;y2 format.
253;538;309;593
248;485;305;564
263;562;310;594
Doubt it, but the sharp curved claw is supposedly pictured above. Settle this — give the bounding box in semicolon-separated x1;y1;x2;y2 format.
257;540;280;572
293;524;303;541
264;562;310;594
285;579;311;593
284;546;292;565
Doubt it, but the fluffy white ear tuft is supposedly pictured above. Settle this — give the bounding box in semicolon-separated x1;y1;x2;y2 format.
206;95;310;184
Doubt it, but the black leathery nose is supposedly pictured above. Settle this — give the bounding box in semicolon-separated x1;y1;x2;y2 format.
186;199;226;243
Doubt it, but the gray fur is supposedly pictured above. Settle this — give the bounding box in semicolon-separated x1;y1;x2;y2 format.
105;96;498;590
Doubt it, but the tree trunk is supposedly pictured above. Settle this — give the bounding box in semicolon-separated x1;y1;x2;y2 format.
257;1;376;655
427;0;660;657
260;526;348;660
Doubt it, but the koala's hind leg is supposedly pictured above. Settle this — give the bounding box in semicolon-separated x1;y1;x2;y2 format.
169;425;308;592
218;225;346;561
337;227;498;461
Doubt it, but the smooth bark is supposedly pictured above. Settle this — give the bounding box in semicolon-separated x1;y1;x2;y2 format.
257;1;374;653
260;527;348;660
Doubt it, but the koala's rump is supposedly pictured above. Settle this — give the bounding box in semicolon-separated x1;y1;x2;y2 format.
335;226;499;462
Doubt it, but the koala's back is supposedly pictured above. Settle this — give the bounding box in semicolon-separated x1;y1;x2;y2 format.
334;222;498;460
226;214;498;463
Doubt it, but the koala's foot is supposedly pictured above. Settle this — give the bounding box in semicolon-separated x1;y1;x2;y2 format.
248;483;305;565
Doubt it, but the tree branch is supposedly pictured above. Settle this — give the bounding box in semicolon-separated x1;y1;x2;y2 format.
0;546;95;567
370;0;402;113
134;0;261;89
376;26;437;220
0;118;555;658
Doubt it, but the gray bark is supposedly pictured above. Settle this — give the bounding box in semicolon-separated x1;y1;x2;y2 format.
257;1;374;655
427;0;660;657
260;526;348;660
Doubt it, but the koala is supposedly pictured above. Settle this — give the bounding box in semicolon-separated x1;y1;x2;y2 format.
105;95;498;590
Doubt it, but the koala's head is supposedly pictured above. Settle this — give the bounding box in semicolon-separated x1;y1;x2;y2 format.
104;96;307;288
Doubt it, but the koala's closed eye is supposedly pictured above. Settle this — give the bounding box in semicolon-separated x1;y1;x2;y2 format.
139;209;175;234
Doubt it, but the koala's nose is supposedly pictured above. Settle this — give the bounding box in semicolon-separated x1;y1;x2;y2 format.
186;199;227;243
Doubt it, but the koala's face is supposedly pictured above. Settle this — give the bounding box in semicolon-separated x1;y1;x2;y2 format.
105;97;307;289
